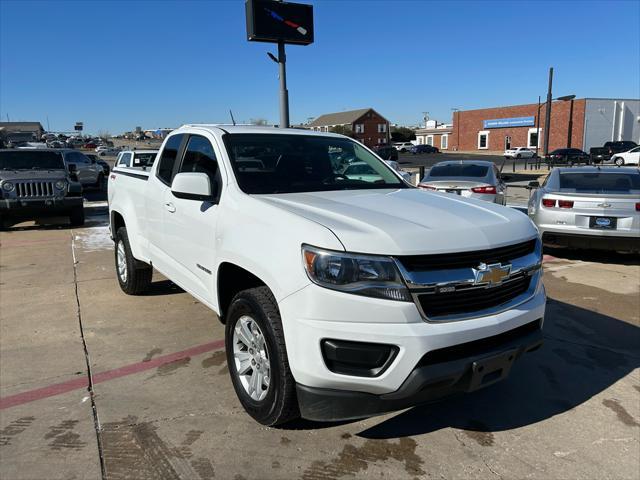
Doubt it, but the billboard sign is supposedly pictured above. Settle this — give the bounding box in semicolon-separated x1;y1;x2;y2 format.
246;0;314;45
483;116;535;129
74;122;83;132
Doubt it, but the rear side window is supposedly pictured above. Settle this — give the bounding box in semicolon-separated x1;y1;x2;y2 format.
559;173;640;192
179;135;220;190
118;153;132;167
157;134;184;185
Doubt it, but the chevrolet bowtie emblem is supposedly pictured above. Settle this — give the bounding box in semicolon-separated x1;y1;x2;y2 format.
474;263;512;286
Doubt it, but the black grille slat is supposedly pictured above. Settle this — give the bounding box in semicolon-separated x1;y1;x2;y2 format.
14;181;55;198
399;239;536;271
418;276;531;317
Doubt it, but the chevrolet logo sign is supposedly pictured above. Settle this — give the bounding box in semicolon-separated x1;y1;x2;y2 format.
474;263;512;286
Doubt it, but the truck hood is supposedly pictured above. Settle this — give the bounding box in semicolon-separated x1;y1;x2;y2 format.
257;188;537;255
0;170;68;182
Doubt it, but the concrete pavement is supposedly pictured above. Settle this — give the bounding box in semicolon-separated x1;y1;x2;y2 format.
1;213;639;479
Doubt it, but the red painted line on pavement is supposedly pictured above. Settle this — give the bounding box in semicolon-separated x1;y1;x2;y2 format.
0;339;225;410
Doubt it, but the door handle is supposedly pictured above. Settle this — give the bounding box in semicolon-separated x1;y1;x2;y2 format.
164;202;176;213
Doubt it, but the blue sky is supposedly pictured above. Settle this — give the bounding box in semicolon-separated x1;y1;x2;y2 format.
1;0;638;134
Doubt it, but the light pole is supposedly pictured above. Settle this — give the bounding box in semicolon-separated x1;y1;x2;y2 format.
556;94;576;147
543;67;553;158
535;97;541;160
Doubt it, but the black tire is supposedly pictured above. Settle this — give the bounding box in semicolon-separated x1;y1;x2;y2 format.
225;286;299;426
114;226;152;295
614;157;624;167
69;206;85;226
95;173;106;191
516;154;521;159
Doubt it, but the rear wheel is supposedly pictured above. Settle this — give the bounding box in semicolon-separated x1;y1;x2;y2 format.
225;286;299;426
69;206;85;227
115;226;152;295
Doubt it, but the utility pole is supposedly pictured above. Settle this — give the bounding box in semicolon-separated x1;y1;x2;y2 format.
543;67;553;157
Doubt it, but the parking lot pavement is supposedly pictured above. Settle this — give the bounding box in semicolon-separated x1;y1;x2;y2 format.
1;213;639;479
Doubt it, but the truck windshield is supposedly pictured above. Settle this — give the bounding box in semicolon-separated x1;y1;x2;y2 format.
0;151;66;170
223;134;406;194
559;173;640;193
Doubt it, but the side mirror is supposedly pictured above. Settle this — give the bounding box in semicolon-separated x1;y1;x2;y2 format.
171;172;217;202
528;180;540;188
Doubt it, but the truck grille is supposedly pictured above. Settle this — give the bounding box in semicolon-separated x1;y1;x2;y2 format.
15;181;56;198
417;274;532;318
397;239;537;271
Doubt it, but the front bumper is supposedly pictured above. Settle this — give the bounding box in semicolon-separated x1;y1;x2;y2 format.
0;196;83;217
297;318;543;421
278;279;546;397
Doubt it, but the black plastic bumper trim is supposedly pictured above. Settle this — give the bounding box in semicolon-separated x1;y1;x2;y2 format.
296;321;543;422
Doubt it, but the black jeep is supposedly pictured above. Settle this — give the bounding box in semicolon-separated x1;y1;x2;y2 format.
0;149;84;229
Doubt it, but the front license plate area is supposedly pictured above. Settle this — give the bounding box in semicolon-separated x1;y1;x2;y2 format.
468;348;518;391
589;216;617;230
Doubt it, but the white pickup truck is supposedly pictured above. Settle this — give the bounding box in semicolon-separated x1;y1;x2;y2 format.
108;125;546;425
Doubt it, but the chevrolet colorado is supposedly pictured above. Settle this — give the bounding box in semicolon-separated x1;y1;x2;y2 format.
108;125;546;425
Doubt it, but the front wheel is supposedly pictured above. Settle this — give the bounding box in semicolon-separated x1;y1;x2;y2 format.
614;157;624;166
114;226;152;295
225;286;299;426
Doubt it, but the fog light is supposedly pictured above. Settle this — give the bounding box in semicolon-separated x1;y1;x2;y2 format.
321;339;398;377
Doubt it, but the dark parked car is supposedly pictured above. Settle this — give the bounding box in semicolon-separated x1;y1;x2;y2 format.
604;141;637;155
83;142;98;149
589;141;637;164
85;154;110;175
372;145;398;161
546;148;590;166
0;149;84;228
410;144;440;154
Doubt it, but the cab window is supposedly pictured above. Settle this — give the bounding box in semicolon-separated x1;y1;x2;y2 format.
156;134;184;185
178;135;221;196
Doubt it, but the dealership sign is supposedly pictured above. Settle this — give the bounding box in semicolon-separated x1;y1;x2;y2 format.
246;0;314;45
483;116;535;129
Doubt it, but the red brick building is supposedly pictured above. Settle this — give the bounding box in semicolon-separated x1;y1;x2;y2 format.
307;108;390;147
449;99;587;152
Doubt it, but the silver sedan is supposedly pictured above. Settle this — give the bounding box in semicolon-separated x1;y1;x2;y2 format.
418;160;506;204
528;167;640;252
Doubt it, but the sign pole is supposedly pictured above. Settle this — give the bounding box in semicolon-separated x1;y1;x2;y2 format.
278;39;289;128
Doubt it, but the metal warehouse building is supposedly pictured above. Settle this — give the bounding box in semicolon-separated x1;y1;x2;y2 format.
418;98;639;153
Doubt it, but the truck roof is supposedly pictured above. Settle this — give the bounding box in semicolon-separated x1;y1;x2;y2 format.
179;124;345;138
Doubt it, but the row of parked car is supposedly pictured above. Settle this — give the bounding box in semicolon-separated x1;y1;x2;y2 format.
504;141;639;167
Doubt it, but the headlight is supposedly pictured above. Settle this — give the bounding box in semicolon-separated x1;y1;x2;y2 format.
302;245;411;301
2;181;14;192
54;180;67;190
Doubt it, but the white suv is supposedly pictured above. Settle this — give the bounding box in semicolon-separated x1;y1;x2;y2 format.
109;125;546;425
393;142;414;152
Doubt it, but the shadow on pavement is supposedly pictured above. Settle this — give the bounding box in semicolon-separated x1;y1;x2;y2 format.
142;279;184;296
357;298;640;439
544;246;640;266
